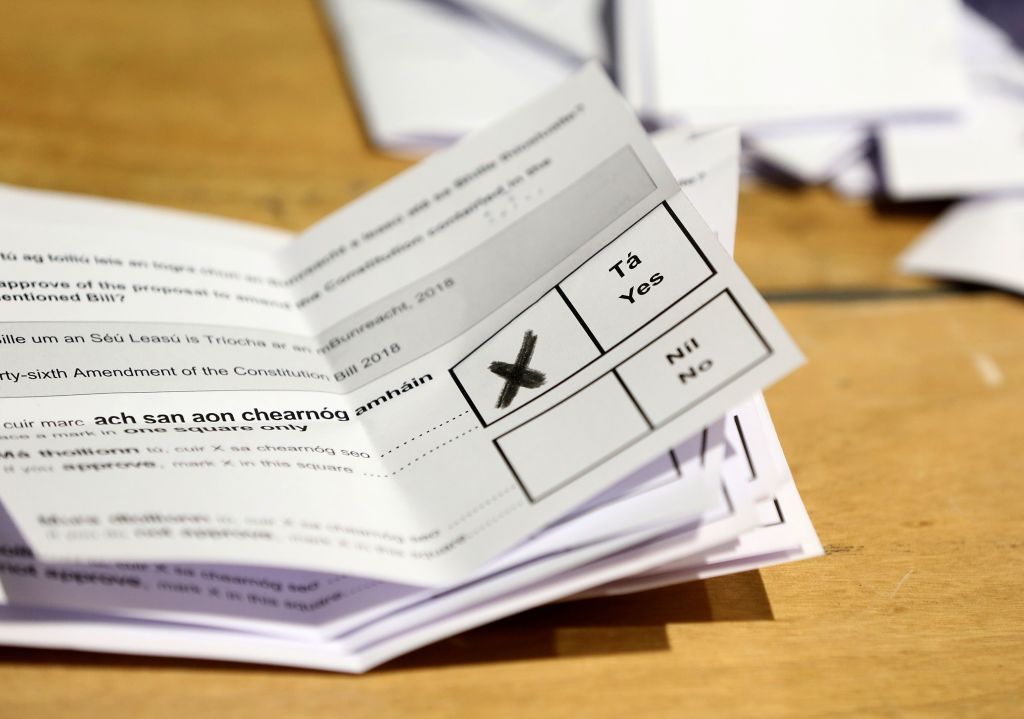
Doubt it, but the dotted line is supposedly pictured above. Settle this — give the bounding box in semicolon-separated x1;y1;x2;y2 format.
392;427;478;475
380;411;470;457
463;500;526;539
447;486;518;531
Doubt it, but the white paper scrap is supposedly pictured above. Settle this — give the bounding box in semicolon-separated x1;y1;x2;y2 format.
618;0;968;129
322;0;578;152
899;194;1024;295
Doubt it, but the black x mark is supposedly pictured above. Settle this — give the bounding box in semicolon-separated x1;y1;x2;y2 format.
489;330;546;409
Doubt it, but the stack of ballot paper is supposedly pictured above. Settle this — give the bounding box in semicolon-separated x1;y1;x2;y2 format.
325;0;1022;199
0;68;820;672
324;0;970;187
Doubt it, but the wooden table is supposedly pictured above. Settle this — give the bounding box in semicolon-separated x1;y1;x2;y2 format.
2;2;1022;716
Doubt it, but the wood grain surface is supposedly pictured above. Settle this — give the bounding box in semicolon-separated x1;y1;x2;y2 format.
1;2;1022;717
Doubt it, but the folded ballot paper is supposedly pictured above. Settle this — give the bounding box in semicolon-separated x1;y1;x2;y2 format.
0;67;819;671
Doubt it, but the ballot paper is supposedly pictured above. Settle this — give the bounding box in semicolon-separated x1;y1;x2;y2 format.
0;66;801;589
0;89;819;668
879;7;1024;200
454;0;608;63
322;0;585;152
618;0;968;130
899;194;1024;295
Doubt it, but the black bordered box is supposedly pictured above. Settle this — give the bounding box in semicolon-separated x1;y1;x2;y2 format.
448;291;601;426
449;201;717;427
615;290;774;427
493;373;650;503
558;204;715;350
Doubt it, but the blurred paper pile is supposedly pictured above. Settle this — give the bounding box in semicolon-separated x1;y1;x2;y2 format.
324;0;1024;292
